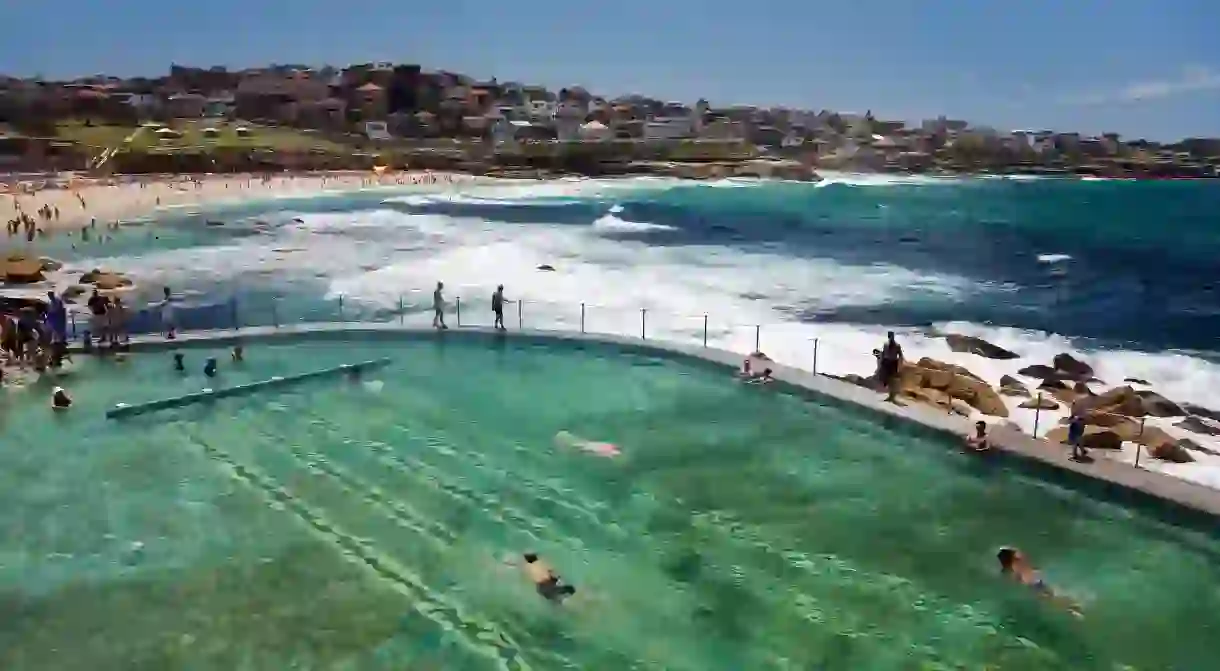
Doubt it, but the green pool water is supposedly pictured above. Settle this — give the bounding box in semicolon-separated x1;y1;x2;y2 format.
2;337;1218;670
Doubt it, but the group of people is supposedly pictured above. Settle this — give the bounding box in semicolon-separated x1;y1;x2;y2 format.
428;282;512;331
1;291;73;374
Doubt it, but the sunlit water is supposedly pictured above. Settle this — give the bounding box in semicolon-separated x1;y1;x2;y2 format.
3;337;1220;670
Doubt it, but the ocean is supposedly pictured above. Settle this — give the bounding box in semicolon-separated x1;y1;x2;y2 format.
60;172;1220;483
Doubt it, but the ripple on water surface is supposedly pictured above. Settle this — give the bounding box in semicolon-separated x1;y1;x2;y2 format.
2;338;1219;670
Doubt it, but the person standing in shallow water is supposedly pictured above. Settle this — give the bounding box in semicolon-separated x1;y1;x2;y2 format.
878;331;904;402
492;285;506;330
432;282;447;330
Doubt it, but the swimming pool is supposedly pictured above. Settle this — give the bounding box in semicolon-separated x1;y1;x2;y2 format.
3;336;1219;670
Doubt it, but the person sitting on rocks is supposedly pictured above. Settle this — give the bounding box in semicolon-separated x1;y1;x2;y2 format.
965;421;991;452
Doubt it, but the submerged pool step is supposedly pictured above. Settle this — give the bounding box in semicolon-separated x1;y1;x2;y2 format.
105;358;392;419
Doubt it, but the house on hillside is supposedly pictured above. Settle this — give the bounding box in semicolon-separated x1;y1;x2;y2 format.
166;93;206;118
235;71;331;121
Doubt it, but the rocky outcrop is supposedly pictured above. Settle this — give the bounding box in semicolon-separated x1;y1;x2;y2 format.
1052;353;1094;381
1183;403;1220;423
1046;425;1124;449
79;268;134;291
1177;437;1220;457
1151;441;1195;463
896;358;1009;417
1;256;46;284
1175;416;1220;436
1017;364;1062;381
943;334;1019;360
1135;390;1185;418
999;375;1030;397
1019;397;1059;410
1070;385;1185;418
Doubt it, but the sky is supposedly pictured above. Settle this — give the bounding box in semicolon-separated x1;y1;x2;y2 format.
5;0;1219;140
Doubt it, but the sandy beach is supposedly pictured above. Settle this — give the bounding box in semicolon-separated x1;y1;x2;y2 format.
3;170;489;234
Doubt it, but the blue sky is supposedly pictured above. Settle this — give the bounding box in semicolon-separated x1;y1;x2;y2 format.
6;0;1219;140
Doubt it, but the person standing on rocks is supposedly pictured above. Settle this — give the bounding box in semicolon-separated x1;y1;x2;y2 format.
878;331;904;403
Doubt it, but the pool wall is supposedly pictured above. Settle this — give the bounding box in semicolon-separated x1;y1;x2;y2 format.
89;322;1220;531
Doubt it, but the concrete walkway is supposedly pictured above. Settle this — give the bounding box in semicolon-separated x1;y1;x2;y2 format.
105;321;1220;522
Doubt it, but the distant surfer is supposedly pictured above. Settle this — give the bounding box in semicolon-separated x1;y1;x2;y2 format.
555;430;620;457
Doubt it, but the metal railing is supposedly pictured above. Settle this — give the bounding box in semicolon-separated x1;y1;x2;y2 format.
66;285;1160;468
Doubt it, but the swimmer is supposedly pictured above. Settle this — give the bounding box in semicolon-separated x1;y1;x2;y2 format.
997;547;1082;617
51;386;72;410
505;552;577;603
203;357;217;377
737;358;753;379
231;345;244;362
746;368;775;384
555;430;621;457
173;352;185;372
965;421;991;452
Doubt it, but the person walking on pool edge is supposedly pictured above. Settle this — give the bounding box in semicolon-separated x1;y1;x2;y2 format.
878;331;905;403
432;281;448;330
492;285;506;330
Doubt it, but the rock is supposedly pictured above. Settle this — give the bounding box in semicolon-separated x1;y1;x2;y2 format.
1000;385;1031;398
1;257;46;284
79;268;103;283
1072;382;1096;397
916;357;984;382
945;374;1009;418
537;264;556;271
1046;386;1084;406
61;285;87;301
1063;410;1141;431
1046;426;1124;449
1073;386;1142;417
999;374;1026;391
1019;397;1059;410
1124;377;1150;385
1135;390;1185;418
1182;403;1220;423
943;334;1019;360
1017;364;1063;381
1175;416;1220;436
39;257;63;272
91;272;133;291
893;360;1008;417
1052;353;1094;380
1177;437;1220;457
1151;441;1195;463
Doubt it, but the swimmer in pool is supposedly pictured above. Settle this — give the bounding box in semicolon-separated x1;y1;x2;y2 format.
555;430;621;457
507;552;576;603
997;546;1082;617
965;421;992;452
51;386;72;410
746;368;775;384
231;345;244;362
203;357;217;377
173;352;185;372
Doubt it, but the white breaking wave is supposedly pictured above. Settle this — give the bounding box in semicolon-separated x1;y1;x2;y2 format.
591;213;677;234
78;177;1220;490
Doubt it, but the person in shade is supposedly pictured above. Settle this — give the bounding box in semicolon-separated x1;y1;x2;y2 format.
204;357;218;378
996;547;1082;618
492;285;506;330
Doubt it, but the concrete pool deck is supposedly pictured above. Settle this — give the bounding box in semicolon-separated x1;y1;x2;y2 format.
95;321;1220;523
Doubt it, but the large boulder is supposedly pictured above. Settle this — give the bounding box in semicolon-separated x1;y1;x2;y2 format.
1052;353;1094;381
999;375;1030;397
1045;426;1124;449
1135;390;1185;418
1;256;46;284
894;359;1009;417
1019;396;1059;410
1182;403;1220;423
1073;385;1144;417
1151;441;1195;464
1017;364;1064;382
943;334;1019;360
80;269;133;291
1177;437;1220;457
1175;416;1220;436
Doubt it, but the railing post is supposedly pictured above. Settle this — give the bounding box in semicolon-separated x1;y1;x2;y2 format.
580;302;585;333
702;314;708;347
640;308;647;340
1135;416;1146;467
1032;393;1043;437
398;295;404;325
517;299;523;329
754;324;761;352
338;295;344;322
812;338;819;375
456;296;462;327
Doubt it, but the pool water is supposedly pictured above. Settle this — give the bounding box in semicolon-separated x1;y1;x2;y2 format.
2;337;1219;670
